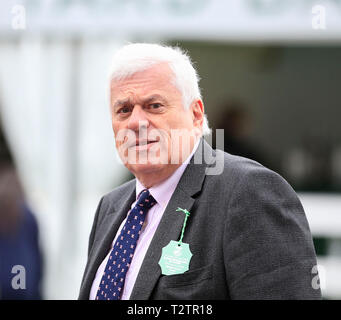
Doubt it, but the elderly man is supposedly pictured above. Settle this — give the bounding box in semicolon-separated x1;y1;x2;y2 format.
79;43;321;300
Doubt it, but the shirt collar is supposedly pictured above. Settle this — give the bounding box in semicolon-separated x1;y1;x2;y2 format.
136;139;201;209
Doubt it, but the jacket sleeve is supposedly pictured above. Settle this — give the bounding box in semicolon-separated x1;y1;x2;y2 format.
223;166;322;299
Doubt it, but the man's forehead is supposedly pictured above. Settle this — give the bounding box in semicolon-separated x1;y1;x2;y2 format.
110;69;181;106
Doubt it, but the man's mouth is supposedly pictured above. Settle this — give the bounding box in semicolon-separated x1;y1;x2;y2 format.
129;138;160;149
136;140;157;146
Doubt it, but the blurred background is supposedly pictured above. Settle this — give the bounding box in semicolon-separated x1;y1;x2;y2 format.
0;0;340;299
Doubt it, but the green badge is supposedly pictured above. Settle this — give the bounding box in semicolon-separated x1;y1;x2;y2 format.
158;208;193;276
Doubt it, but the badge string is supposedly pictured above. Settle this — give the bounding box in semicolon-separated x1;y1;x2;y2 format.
176;207;190;247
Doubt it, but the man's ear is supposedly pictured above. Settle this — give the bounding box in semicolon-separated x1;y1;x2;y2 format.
190;99;204;131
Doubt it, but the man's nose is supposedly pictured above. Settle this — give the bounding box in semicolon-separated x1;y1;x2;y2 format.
127;105;149;132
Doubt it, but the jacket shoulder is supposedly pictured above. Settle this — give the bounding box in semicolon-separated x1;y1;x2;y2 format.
218;150;290;188
206;150;298;209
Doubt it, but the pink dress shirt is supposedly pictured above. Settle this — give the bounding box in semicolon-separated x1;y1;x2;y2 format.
89;140;200;300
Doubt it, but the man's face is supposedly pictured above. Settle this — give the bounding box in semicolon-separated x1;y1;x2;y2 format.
110;63;203;187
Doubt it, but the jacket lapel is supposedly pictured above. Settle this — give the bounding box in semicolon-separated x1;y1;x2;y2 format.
130;139;214;299
79;186;136;299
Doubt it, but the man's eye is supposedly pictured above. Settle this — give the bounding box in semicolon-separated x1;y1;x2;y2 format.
118;107;130;114
149;103;162;109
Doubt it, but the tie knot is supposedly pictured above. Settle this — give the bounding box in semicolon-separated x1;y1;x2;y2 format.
136;189;157;209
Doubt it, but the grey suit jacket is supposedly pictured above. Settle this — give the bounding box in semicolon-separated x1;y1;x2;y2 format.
79;139;321;300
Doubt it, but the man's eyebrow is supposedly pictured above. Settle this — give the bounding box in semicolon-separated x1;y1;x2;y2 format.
113;95;167;109
113;98;131;109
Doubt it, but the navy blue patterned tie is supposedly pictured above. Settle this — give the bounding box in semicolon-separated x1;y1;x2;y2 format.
96;189;156;300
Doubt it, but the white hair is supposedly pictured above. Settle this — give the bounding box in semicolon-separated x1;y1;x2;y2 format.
109;43;211;136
